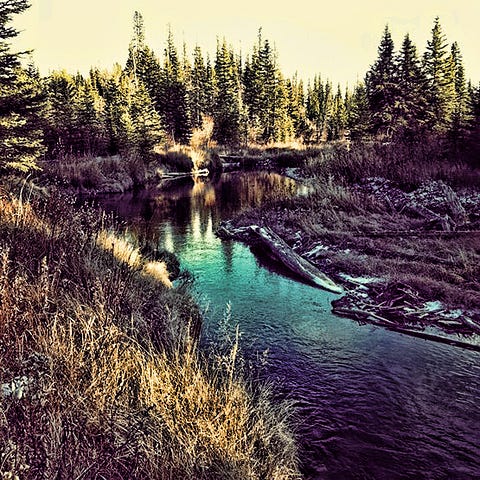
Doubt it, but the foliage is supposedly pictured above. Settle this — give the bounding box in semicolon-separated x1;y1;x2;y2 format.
243;31;293;143
0;0;45;173
213;39;242;145
4;9;480;174
157;28;192;144
365;25;399;137
422;17;456;133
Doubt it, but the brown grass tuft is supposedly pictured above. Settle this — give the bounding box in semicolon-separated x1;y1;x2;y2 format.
0;187;300;479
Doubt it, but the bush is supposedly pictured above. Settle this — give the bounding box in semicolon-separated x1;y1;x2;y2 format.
303;139;480;188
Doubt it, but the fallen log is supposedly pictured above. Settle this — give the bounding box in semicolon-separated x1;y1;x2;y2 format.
160;168;209;180
332;306;480;352
217;223;342;293
249;225;343;294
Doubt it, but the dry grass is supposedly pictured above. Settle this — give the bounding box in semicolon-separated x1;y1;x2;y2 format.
156;145;222;173
190;116;215;150
97;229;142;268
143;260;172;287
302;140;480;188
230;143;480;311
39;154;150;192
0;186;299;480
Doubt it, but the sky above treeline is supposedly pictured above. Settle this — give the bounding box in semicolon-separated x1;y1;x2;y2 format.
11;0;480;86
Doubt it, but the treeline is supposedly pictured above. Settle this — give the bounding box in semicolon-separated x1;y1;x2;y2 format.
2;2;480;173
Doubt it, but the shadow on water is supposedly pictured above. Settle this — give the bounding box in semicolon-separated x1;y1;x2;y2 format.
92;171;480;480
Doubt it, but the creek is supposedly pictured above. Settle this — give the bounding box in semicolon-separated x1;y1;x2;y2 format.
93;172;480;480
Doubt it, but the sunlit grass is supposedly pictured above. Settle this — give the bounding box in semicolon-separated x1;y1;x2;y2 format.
0;187;300;479
97;229;142;268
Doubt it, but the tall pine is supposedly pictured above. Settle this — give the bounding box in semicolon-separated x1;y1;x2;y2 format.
213;39;241;145
0;0;45;172
365;25;399;138
422;17;456;133
396;34;429;137
347;82;371;140
448;42;469;150
158;28;192;144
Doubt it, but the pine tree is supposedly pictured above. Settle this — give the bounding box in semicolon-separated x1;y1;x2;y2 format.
124;12;162;112
241;32;291;143
242;31;265;142
423;17;456;133
328;84;347;140
76;79;108;155
365;25;400;137
125;11;145;86
469;83;480;126
129;82;164;158
464;82;480;165
347;82;371;140
272;70;294;142
286;75;308;141
44;70;79;156
257;37;277;142
0;0;45;172
200;55;215;119
396;34;429;137
305;78;320;142
158;28;192;143
448;42;469;149
306;76;333;142
190;45;209;129
213;39;241;145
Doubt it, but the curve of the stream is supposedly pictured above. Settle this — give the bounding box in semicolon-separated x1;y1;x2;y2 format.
94;172;480;480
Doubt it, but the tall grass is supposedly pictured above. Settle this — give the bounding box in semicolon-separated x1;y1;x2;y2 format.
0;186;299;479
303;140;480;188
40;154;148;192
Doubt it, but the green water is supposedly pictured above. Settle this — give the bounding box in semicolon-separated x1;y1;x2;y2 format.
94;172;480;480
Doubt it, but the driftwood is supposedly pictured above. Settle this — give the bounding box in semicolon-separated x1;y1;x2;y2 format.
332;306;480;352
160;169;209;180
218;223;343;294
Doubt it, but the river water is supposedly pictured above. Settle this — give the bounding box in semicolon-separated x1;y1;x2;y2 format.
94;172;480;480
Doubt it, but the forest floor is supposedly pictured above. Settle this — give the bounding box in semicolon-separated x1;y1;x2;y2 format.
218;143;480;350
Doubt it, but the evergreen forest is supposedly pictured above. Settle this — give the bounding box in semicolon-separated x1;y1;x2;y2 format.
1;3;480;173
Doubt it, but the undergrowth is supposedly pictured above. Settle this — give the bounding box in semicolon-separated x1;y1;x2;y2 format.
302;139;480;188
0;183;299;479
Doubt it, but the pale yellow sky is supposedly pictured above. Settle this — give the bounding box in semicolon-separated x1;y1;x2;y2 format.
11;0;480;85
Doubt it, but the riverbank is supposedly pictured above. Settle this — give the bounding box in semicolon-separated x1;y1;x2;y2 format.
38;144;325;196
38;147;222;195
0;180;300;479
218;142;480;348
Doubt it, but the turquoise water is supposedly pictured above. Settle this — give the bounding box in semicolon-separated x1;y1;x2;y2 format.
95;173;480;480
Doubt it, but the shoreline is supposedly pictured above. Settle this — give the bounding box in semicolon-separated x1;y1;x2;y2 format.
215;169;480;351
35;149;480;349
